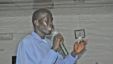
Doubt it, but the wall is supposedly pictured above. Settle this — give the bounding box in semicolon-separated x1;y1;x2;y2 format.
0;5;113;64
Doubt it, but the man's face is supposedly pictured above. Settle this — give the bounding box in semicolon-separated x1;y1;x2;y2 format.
36;14;53;35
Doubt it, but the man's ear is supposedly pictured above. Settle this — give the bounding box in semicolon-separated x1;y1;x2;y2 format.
34;20;39;26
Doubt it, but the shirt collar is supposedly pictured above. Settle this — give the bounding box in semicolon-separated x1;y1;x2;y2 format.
31;31;42;40
31;31;48;44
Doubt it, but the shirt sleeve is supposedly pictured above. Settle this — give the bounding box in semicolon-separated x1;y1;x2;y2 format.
16;40;59;64
57;54;78;64
41;50;58;64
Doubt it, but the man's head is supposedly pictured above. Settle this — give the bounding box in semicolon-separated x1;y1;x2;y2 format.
32;8;54;35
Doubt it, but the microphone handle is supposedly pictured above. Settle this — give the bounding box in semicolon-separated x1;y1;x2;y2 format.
60;43;69;56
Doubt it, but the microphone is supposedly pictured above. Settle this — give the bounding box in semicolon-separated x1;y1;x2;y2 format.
51;31;68;57
60;42;68;56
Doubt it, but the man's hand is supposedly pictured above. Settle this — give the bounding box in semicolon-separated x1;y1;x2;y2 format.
52;33;64;51
73;40;87;55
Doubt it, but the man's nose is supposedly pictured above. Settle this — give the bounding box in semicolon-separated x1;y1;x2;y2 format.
47;26;52;31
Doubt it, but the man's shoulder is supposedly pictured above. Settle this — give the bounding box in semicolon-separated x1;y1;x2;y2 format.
23;34;32;41
19;33;33;46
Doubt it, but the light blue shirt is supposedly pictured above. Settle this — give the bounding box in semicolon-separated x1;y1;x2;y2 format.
16;32;78;64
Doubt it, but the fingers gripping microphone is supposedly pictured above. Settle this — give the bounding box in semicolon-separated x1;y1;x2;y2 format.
51;31;68;57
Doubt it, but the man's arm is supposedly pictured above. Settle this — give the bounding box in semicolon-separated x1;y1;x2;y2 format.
57;54;78;64
56;40;87;64
16;40;59;64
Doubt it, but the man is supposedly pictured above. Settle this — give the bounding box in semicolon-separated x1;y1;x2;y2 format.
16;8;87;64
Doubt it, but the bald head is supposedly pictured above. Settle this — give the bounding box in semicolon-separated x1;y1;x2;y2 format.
32;8;53;27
